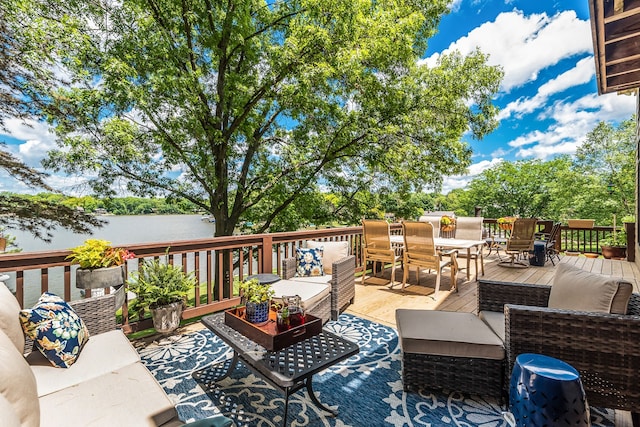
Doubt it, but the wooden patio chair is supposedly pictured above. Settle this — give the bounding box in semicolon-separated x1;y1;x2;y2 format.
498;218;537;268
453;216;485;278
401;221;457;296
362;219;401;287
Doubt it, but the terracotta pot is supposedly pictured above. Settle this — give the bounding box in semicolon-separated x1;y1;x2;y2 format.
441;224;455;232
601;245;627;260
498;223;513;231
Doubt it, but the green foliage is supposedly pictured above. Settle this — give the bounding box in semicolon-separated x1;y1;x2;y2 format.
0;227;21;253
67;239;134;269
127;257;197;311
8;0;501;237
239;279;275;304
600;230;627;247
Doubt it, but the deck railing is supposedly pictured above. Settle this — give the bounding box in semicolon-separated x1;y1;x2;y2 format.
0;219;633;332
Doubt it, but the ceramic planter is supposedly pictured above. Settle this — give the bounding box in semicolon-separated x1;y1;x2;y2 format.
75;265;124;289
151;301;184;333
245;301;270;324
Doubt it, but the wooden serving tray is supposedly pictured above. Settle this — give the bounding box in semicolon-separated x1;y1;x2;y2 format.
224;306;322;351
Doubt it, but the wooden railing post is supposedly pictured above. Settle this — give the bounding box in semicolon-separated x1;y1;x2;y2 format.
262;234;273;274
626;222;636;262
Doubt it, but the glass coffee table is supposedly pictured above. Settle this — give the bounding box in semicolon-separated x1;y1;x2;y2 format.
201;313;359;426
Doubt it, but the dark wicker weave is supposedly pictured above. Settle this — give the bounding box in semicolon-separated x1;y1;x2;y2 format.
402;353;504;398
478;279;640;416
282;254;356;321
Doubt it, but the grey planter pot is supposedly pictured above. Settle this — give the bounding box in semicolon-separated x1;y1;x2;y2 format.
151;301;184;333
75;265;124;290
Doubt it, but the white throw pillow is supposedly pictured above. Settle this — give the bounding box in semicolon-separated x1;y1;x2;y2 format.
307;240;350;275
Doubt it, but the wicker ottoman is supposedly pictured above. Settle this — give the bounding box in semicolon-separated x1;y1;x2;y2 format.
396;309;505;398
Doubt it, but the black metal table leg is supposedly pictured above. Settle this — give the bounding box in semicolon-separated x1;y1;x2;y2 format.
282;390;290;427
305;377;337;416
215;350;239;382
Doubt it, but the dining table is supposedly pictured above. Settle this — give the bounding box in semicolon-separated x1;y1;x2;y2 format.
389;234;487;281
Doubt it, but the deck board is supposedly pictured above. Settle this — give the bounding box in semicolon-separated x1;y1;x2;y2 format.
346;251;640;327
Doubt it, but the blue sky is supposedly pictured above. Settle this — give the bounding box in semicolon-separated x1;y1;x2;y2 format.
0;0;636;195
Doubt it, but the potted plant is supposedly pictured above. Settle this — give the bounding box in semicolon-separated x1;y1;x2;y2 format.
440;215;456;232
497;216;516;231
67;239;135;299
239;278;275;324
126;257;197;333
601;229;627;260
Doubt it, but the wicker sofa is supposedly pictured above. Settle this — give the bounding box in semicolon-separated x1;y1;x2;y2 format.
477;275;640;418
0;281;182;427
281;241;356;321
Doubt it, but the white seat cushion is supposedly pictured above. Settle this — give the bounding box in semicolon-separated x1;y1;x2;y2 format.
270;279;331;311
286;275;331;285
0;393;20;427
479;310;505;342
39;362;178;427
396;309;504;360
27;329;140;397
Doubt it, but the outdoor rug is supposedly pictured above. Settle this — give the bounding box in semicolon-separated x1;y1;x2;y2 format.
138;313;615;426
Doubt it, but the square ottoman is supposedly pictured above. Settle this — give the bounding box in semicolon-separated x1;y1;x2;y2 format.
395;309;505;398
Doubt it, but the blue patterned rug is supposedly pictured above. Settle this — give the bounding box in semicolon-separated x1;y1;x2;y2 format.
138;313;615;426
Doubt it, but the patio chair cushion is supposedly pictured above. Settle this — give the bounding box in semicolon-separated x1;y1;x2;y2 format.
26;329;140;397
307;240;349;274
0;329;40;427
19;292;90;368
295;247;324;277
396;310;504;360
38;362;177;427
478;310;505;342
548;263;630;314
270;279;331;312
0;280;25;353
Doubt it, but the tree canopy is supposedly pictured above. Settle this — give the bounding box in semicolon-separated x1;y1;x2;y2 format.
0;1;103;241
5;0;503;236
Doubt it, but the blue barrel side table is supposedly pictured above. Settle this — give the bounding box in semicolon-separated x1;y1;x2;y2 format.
509;353;591;427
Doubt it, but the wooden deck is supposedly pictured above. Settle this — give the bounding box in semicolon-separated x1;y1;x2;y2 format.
347;251;640;328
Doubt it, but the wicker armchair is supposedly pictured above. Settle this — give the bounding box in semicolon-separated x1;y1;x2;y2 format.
282;254;355;321
478;279;640;417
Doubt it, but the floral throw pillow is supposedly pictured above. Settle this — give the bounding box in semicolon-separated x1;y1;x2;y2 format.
296;247;324;277
19;292;90;368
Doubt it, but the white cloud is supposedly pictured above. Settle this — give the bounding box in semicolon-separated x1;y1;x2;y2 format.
442;158;503;193
423;9;592;92
448;0;463;12
499;56;595;120
508;92;636;159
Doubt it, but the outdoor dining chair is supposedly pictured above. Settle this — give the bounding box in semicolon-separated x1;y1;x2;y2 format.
417;215;442;238
498;218;538;268
401;221;457;296
362;219;401;287
453;216;485;278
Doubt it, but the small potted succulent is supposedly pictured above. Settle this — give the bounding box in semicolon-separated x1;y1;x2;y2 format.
239;278;275;324
67;239;135;294
126;256;197;333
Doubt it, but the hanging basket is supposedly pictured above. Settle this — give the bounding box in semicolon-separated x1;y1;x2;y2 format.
441;224;455;232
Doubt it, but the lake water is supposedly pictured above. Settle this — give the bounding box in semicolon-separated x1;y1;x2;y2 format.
4;215;218;306
11;214;217;252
